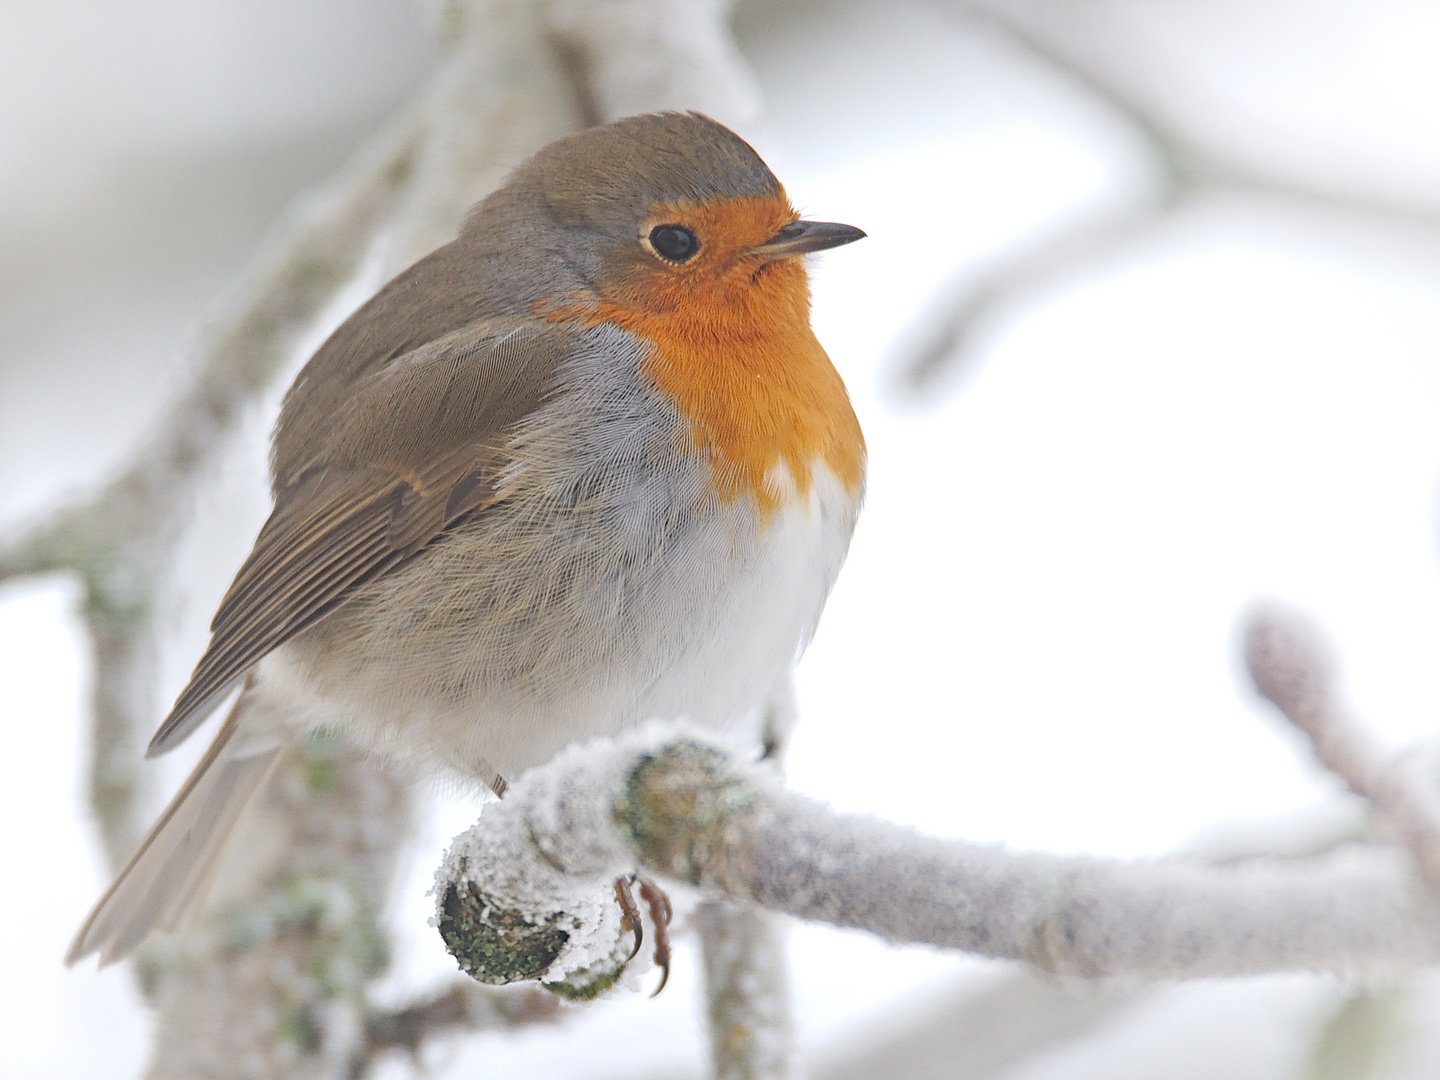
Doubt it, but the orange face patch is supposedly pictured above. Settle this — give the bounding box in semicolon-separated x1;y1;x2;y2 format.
542;192;865;514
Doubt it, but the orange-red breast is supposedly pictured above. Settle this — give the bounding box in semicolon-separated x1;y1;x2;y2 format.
67;111;866;966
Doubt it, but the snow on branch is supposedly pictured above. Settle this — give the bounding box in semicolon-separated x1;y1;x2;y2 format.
436;722;1440;990
1245;602;1440;890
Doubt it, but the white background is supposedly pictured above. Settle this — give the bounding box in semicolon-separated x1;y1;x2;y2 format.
5;1;1440;1076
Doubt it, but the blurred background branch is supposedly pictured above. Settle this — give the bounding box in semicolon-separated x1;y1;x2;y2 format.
893;0;1440;398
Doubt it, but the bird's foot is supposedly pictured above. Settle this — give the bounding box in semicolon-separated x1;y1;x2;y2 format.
613;873;673;996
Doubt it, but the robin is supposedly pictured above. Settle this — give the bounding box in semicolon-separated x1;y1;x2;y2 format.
67;111;866;969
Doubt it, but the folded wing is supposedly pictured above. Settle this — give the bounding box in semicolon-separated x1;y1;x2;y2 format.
147;317;578;756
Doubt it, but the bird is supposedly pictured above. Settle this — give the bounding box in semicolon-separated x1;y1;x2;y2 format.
67;111;866;968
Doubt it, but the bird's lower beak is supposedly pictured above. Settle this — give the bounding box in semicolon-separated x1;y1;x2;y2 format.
751;220;866;259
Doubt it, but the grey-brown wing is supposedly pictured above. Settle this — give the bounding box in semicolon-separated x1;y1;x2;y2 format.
147;318;579;756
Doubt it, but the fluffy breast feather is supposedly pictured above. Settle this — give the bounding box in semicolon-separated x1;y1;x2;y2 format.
269;323;862;783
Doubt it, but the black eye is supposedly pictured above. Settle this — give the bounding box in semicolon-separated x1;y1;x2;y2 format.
649;224;698;262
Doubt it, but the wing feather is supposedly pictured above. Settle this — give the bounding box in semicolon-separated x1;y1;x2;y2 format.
147;318;578;756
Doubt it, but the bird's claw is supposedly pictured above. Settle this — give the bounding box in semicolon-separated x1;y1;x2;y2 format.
614;875;644;962
611;873;673;996
638;877;672;997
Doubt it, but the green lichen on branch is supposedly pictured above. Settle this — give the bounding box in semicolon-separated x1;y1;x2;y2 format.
616;740;758;884
438;882;573;985
543;959;624;1001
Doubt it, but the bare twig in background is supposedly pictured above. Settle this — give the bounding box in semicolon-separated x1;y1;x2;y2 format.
812;969;1135;1080
691;681;801;1080
614;969;1135;1080
371;0;585;273
436;726;1440;985
694;901;798;1080
963;0;1440;225
544;0;763;131
891;203;1163;397
363;982;561;1064
146;738;414;1080
893;0;1440;397
1245;602;1440;891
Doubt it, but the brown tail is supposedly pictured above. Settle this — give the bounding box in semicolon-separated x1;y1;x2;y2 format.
66;705;284;967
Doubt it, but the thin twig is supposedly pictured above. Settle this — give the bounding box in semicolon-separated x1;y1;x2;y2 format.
695;901;797;1080
361;982;561;1066
812;968;1134;1080
1245;602;1440;890
891;203;1162;395
893;0;1440;395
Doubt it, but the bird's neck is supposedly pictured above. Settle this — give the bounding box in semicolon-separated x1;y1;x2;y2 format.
547;264;864;515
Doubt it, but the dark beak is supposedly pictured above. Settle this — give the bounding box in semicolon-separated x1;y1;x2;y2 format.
751;220;866;259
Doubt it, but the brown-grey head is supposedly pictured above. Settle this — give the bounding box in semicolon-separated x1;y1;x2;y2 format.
459;112;864;315
272;113;864;477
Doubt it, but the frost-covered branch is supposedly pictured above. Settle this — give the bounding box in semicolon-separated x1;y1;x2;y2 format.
436;725;1440;989
694;901;797;1080
1245;602;1440;891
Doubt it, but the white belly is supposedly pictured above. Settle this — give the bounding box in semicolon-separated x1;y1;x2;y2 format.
257;327;863;787
259;462;855;785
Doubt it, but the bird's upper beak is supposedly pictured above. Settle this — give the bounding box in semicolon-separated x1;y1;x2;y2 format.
751;220;866;260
